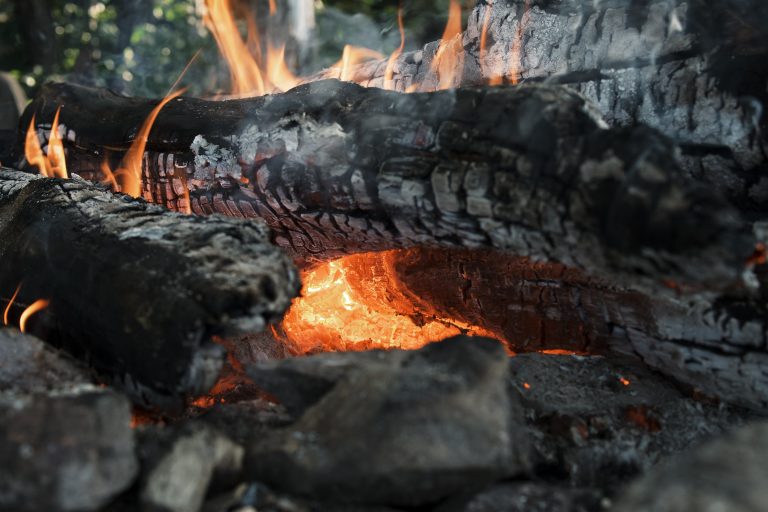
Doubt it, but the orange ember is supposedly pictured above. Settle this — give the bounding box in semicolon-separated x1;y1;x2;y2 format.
278;251;503;355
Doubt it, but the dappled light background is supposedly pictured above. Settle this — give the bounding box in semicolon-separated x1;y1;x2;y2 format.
0;0;467;99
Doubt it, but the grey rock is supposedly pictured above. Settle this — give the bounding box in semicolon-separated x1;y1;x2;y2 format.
0;328;91;393
139;422;244;512
244;336;531;507
509;354;749;488
614;421;768;512
0;387;138;511
437;482;607;512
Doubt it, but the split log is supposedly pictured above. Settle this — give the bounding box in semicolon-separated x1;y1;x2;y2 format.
0;170;299;410
17;80;756;296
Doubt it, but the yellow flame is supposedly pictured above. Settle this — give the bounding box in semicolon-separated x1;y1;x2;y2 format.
25;109;68;178
19;299;49;333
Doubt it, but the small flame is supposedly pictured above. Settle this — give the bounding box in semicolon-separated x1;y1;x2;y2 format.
110;89;185;198
24;109;68;179
3;284;21;326
384;5;406;89
480;6;503;86
204;0;299;97
19;299;49;333
430;0;464;91
334;45;385;83
619;377;631;386
523;382;531;390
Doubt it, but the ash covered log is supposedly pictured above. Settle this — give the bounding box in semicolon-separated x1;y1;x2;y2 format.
307;0;768;209
0;170;299;410
19;80;756;294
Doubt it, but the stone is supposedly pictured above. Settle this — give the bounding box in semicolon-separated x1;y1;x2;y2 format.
139;422;244;512
244;336;531;507
0;387;138;511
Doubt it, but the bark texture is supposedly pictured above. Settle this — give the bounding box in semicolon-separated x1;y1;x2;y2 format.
18;80;755;296
306;0;768;210
0;170;299;410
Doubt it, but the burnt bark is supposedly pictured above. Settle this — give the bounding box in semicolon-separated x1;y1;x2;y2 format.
0;170;299;411
306;0;768;210
18;80;755;296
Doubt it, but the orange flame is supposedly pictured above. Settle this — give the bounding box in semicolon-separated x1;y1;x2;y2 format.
24;108;68;179
3;284;21;326
384;6;406;89
109;89;185;198
279;252;501;355
334;45;385;83
19;299;49;333
480;6;503;86
430;0;464;91
204;0;299;97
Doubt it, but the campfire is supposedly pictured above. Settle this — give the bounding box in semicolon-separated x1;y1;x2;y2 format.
0;0;767;510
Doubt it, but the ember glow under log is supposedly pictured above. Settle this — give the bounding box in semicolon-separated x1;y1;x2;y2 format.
0;170;299;410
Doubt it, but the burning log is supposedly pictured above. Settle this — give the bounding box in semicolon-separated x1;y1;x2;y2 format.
18;80;756;295
0;170;299;410
307;0;768;209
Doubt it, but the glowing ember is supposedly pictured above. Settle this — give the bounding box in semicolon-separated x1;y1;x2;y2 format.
619;377;631;387
508;0;531;85
523;382;531;390
278;251;503;355
19;299;49;333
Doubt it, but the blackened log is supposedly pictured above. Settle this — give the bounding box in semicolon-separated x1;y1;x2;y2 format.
0;170;299;411
307;0;768;210
18;80;756;295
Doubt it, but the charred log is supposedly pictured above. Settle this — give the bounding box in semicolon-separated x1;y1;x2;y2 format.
306;0;768;210
0;170;299;410
18;80;756;296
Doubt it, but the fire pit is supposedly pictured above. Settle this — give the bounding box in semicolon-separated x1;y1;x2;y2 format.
0;0;767;511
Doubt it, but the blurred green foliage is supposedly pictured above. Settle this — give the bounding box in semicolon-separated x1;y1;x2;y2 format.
0;0;467;99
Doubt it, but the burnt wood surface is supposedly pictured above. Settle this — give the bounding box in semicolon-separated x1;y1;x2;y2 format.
0;170;299;411
18;80;755;297
306;0;768;211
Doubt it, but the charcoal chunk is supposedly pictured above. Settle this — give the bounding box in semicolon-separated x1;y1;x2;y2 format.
615;421;768;512
0;387;138;511
244;336;531;507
